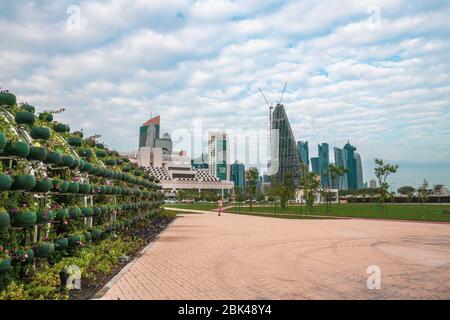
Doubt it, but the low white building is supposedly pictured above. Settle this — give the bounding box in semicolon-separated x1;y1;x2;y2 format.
295;188;339;204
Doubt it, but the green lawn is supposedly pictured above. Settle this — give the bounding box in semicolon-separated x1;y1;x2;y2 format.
163;203;220;211
228;203;450;222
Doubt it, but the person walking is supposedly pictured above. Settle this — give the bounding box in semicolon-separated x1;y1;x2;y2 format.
217;199;223;216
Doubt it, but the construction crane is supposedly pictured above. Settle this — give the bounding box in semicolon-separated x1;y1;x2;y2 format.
258;87;273;142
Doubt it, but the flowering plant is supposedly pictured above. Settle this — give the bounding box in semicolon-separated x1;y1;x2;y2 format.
0;245;11;259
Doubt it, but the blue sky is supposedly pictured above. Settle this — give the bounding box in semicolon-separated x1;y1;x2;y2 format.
1;0;449;189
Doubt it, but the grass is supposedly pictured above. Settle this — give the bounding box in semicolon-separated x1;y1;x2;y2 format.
227;203;450;222
163;203;220;211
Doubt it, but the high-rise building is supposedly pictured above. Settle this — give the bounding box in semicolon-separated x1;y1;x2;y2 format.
139;115;172;154
208;131;230;181
333;147;349;190
297;141;309;168
343;141;357;189
369;179;377;188
311;157;320;175
354;152;364;190
192;153;209;169
270;104;301;185
230;161;245;190
318;143;330;188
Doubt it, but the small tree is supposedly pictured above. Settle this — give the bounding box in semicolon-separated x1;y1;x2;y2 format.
246;167;259;211
299;163;320;215
326;164;347;213
417;179;429;204
374;159;399;215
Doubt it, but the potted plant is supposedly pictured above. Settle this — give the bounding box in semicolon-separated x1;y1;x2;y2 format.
0;173;12;191
67;136;82;147
35;241;55;258
0;209;10;228
27;146;48;161
44;150;62;165
38;112;53;122
30;126;51;140
78;183;91;194
9;207;37;228
67;181;79;194
80;161;93;173
0;132;7;151
0;247;12;274
54;206;69;221
11;174;36;191
93;207;102;216
36;209;55;224
15;247;34;264
68;207;82;220
78;147;93;158
67;233;84;248
55;237;69;251
32;177;52;193
0;90;16;106
3;140;30;158
14;111;35;125
96;149;107;158
104;159;117;166
90;229;103;241
54;123;70;133
51;178;69;193
81;207;94;217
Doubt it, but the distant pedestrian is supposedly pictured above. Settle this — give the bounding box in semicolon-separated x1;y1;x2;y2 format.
217;199;223;216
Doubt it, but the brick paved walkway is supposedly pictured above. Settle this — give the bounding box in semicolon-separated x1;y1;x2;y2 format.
100;212;450;299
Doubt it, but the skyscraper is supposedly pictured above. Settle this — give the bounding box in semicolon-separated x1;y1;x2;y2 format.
333;147;349;190
139;115;172;154
208;131;230;181
354;152;364;190
318;143;330;188
297;141;309;168
311;157;320;175
230;161;245;190
270;104;301;185
343;141;357;189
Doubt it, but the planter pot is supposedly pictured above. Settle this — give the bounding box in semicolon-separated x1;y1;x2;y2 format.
4;140;30;157
27;146;48;161
55;208;69;221
16;248;34;264
35;242;55;258
69;207;82;220
60;180;70;193
81;207;93;217
84;231;92;243
36;209;55;224
91;229;103;241
70;158;79;169
93;207;102;216
0;132;7;151
105;185;112;194
44;151;62;165
0;258;12;273
15;111;35;125
78;148;93;158
78;159;85;171
90;166;102;176
67;182;79;194
96;150;107;158
52;179;69;193
78;183;91;194
68;136;82;147
68;235;83;247
54;123;70;133
38;112;53;122
0;211;10;228
0;174;12;191
32;179;52;193
80;162;93;173
30;126;51;140
0;92;16;106
22;104;35;113
95;143;104;149
10;211;37;228
61;155;74;167
55;238;69;250
11;175;36;190
105;159;116;166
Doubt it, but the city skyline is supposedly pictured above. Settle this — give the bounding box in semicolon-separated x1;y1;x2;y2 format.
0;1;449;188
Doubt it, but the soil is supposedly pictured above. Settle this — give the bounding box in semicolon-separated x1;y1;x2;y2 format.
70;217;175;300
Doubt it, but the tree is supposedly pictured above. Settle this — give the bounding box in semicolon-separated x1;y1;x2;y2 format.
374;159;399;214
417;179;429;204
326;164;347;213
397;186;415;203
246;167;259;211
299;163;320;215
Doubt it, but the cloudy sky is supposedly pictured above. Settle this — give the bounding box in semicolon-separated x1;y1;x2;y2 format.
1;0;449;189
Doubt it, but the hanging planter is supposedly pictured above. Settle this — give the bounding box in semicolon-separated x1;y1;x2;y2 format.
44;151;62;165
21;104;35;113
61;154;74;167
15;111;35;125
68;235;84;248
78;159;85;171
96;149;107;158
35;242;55;258
32;178;52;193
70;158;80;169
55;238;69;251
0;91;16;106
11;175;36;190
78;183;91;194
10;210;37;228
81;207;94;217
95;143;104;149
54;123;70;133
84;231;92;243
15;248;34;264
55;208;69;221
0;132;7;151
51;179;69;193
30;126;51;140
38;112;53;122
78;147;93;158
90;184;100;194
104;159;117;166
27;146;48;161
67;136;82;147
93;207;102;216
69;207;82;220
4;140;30;158
0;210;10;228
0;174;12;191
67;182;79;194
80;162;93;173
0;257;12;274
91;229;103;241
36;209;55;224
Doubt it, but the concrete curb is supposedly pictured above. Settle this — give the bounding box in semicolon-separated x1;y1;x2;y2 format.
91;219;176;300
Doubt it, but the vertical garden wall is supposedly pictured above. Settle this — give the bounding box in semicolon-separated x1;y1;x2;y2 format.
0;90;167;299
